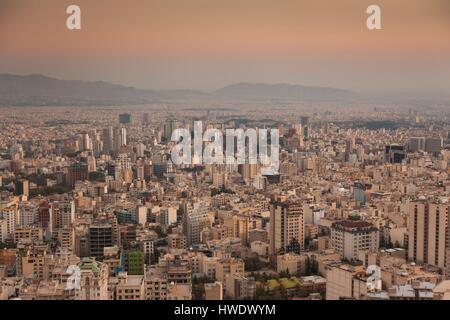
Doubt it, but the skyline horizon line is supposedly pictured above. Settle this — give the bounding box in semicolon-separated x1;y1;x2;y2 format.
1;72;449;98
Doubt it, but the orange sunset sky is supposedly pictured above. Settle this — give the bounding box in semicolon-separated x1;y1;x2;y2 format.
0;0;449;93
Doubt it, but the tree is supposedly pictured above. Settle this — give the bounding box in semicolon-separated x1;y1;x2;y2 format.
192;275;210;300
149;225;167;238
30;185;72;197
263;286;284;300
255;285;269;300
0;242;17;249
244;257;264;272
305;258;311;276
89;171;106;182
279;269;290;279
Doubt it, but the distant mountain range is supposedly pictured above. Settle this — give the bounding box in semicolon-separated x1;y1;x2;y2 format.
0;74;357;106
215;82;355;101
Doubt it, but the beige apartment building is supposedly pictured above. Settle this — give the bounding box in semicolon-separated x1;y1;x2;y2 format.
200;256;219;280
0;206;17;238
167;283;192;300
269;196;304;256
325;263;367;300
145;275;168;300
144;273;192;300
183;202;211;246
205;281;223;300
330;220;379;261
56;227;75;250
215;258;244;292
224;214;249;246
103;246;122;276
222;212;262;246
20;280;71;300
408;199;450;269
225;274;256;300
14;226;44;243
276;253;308;275
22;246;52;280
155;254;192;284
75;257;109;300
168;233;187;250
0;219;7;242
116;272;145;300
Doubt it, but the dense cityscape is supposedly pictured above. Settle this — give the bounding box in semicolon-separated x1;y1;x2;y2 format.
1;0;449;308
0;101;449;301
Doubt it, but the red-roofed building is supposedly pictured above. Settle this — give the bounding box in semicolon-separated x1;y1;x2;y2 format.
331;220;379;261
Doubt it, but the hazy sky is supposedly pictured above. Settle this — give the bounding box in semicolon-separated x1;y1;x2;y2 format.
1;0;449;93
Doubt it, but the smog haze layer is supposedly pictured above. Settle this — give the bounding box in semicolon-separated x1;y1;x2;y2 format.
0;0;449;97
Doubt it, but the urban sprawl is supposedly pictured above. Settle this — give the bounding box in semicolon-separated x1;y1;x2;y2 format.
0;102;449;300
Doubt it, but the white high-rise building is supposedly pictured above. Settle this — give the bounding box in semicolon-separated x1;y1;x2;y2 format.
0;206;17;238
18;202;38;226
183;201;211;246
330;220;379;261
51;201;76;229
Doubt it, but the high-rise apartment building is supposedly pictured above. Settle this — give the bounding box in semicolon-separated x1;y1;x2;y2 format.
425;137;443;154
216;258;245;292
103;127;114;153
0;219;8;242
300;116;309;139
56;227;75;250
269;196;304;256
163;119;180;141
385;144;406;164
408;199;450;269
119;113;132;125
408;137;426;152
89;222;113;261
159;207;177;226
51;201;75;229
0;206;17;238
37;201;53;239
142;113;150;125
330;220;379;261
67;162;89;187
113;127;127;151
225;275;256;300
183;202;211;246
14;179;29;197
239;163;259;181
18;203;37;226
